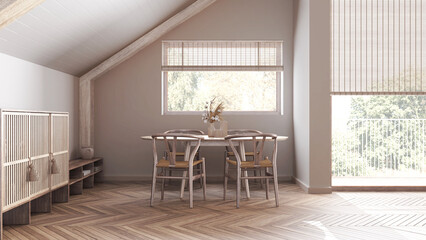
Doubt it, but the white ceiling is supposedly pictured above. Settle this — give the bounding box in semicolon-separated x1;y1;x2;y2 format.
0;0;193;76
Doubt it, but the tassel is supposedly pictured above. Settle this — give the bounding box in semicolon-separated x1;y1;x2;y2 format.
28;163;39;182
51;158;60;174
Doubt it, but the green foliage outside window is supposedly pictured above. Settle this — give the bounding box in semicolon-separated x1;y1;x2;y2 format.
333;95;426;177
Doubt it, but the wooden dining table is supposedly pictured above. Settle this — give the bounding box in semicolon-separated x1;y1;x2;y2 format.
141;135;288;198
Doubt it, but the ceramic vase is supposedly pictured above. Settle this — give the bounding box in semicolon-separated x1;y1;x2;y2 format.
81;147;94;160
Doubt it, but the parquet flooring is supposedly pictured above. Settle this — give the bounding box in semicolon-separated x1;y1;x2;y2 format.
3;182;426;240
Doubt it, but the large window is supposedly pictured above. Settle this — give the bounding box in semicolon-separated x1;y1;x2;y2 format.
331;0;426;186
162;41;283;114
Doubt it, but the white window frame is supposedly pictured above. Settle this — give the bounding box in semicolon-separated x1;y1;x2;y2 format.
161;40;284;115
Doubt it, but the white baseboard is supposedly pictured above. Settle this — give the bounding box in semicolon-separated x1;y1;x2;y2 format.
292;176;309;192
292;177;332;194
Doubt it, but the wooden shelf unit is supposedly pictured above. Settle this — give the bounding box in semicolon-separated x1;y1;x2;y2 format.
69;158;103;195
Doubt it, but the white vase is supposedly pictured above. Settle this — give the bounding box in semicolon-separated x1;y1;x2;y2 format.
207;123;215;137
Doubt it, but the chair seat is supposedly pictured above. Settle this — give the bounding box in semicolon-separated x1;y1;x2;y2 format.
157;158;203;168
226;158;272;168
227;151;256;156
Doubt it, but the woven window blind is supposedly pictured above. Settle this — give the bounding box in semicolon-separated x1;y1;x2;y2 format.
332;0;426;94
162;41;283;71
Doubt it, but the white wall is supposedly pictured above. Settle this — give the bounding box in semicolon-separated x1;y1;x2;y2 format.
0;53;79;158
293;0;310;187
293;0;331;193
94;0;294;180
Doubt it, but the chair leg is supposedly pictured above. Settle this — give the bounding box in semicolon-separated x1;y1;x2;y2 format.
272;165;279;207
189;166;194;209
202;158;207;201
259;170;264;189
161;168;165;200
223;160;229;200
150;166;157;207
236;167;241;208
243;170;250;199
198;164;203;189
168;170;172;185
265;168;270;200
180;171;187;199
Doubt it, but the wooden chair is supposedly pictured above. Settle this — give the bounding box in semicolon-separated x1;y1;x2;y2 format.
225;129;263;198
150;133;206;208
224;133;279;208
163;129;204;191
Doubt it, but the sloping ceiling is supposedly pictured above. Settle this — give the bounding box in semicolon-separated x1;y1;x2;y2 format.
0;0;194;76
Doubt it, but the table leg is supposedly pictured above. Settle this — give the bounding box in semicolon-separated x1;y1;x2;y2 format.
239;142;250;199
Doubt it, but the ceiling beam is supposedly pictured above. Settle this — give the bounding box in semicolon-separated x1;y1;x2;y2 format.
0;0;45;30
79;0;216;149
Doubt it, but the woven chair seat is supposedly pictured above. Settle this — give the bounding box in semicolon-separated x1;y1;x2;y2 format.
226;158;272;168
227;151;256;156
157;158;204;168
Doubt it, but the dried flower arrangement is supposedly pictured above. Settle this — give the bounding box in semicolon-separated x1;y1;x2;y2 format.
202;98;224;123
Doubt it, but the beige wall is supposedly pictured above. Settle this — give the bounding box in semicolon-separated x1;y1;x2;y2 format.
0;53;79;159
293;0;331;193
309;0;331;191
94;0;294;180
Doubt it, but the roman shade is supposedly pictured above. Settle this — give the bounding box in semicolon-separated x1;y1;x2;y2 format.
332;0;426;95
162;41;283;71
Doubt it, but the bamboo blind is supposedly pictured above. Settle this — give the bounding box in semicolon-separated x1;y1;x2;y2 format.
162;41;283;71
332;0;426;94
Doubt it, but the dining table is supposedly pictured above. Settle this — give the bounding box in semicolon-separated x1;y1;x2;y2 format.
141;134;288;198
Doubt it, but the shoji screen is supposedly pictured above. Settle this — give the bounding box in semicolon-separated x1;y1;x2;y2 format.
332;0;426;95
2;113;30;211
29;113;50;197
50;113;69;189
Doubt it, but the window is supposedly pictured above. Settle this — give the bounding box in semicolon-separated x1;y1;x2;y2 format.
161;41;283;114
331;0;426;186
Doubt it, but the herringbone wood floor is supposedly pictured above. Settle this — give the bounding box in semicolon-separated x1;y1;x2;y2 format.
4;182;426;240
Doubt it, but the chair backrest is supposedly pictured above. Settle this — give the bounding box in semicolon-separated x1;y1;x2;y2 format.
164;129;204;135
225;133;277;167
227;129;262;135
152;133;204;166
226;129;262;152
163;130;204;158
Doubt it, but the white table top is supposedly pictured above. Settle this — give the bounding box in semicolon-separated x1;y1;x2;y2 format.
141;135;288;146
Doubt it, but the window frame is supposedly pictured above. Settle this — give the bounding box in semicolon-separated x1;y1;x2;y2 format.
161;40;284;115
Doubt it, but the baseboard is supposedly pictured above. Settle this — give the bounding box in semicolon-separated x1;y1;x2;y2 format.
333;186;426;192
102;176;152;182
292;176;309;192
101;175;293;183
292;177;332;194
